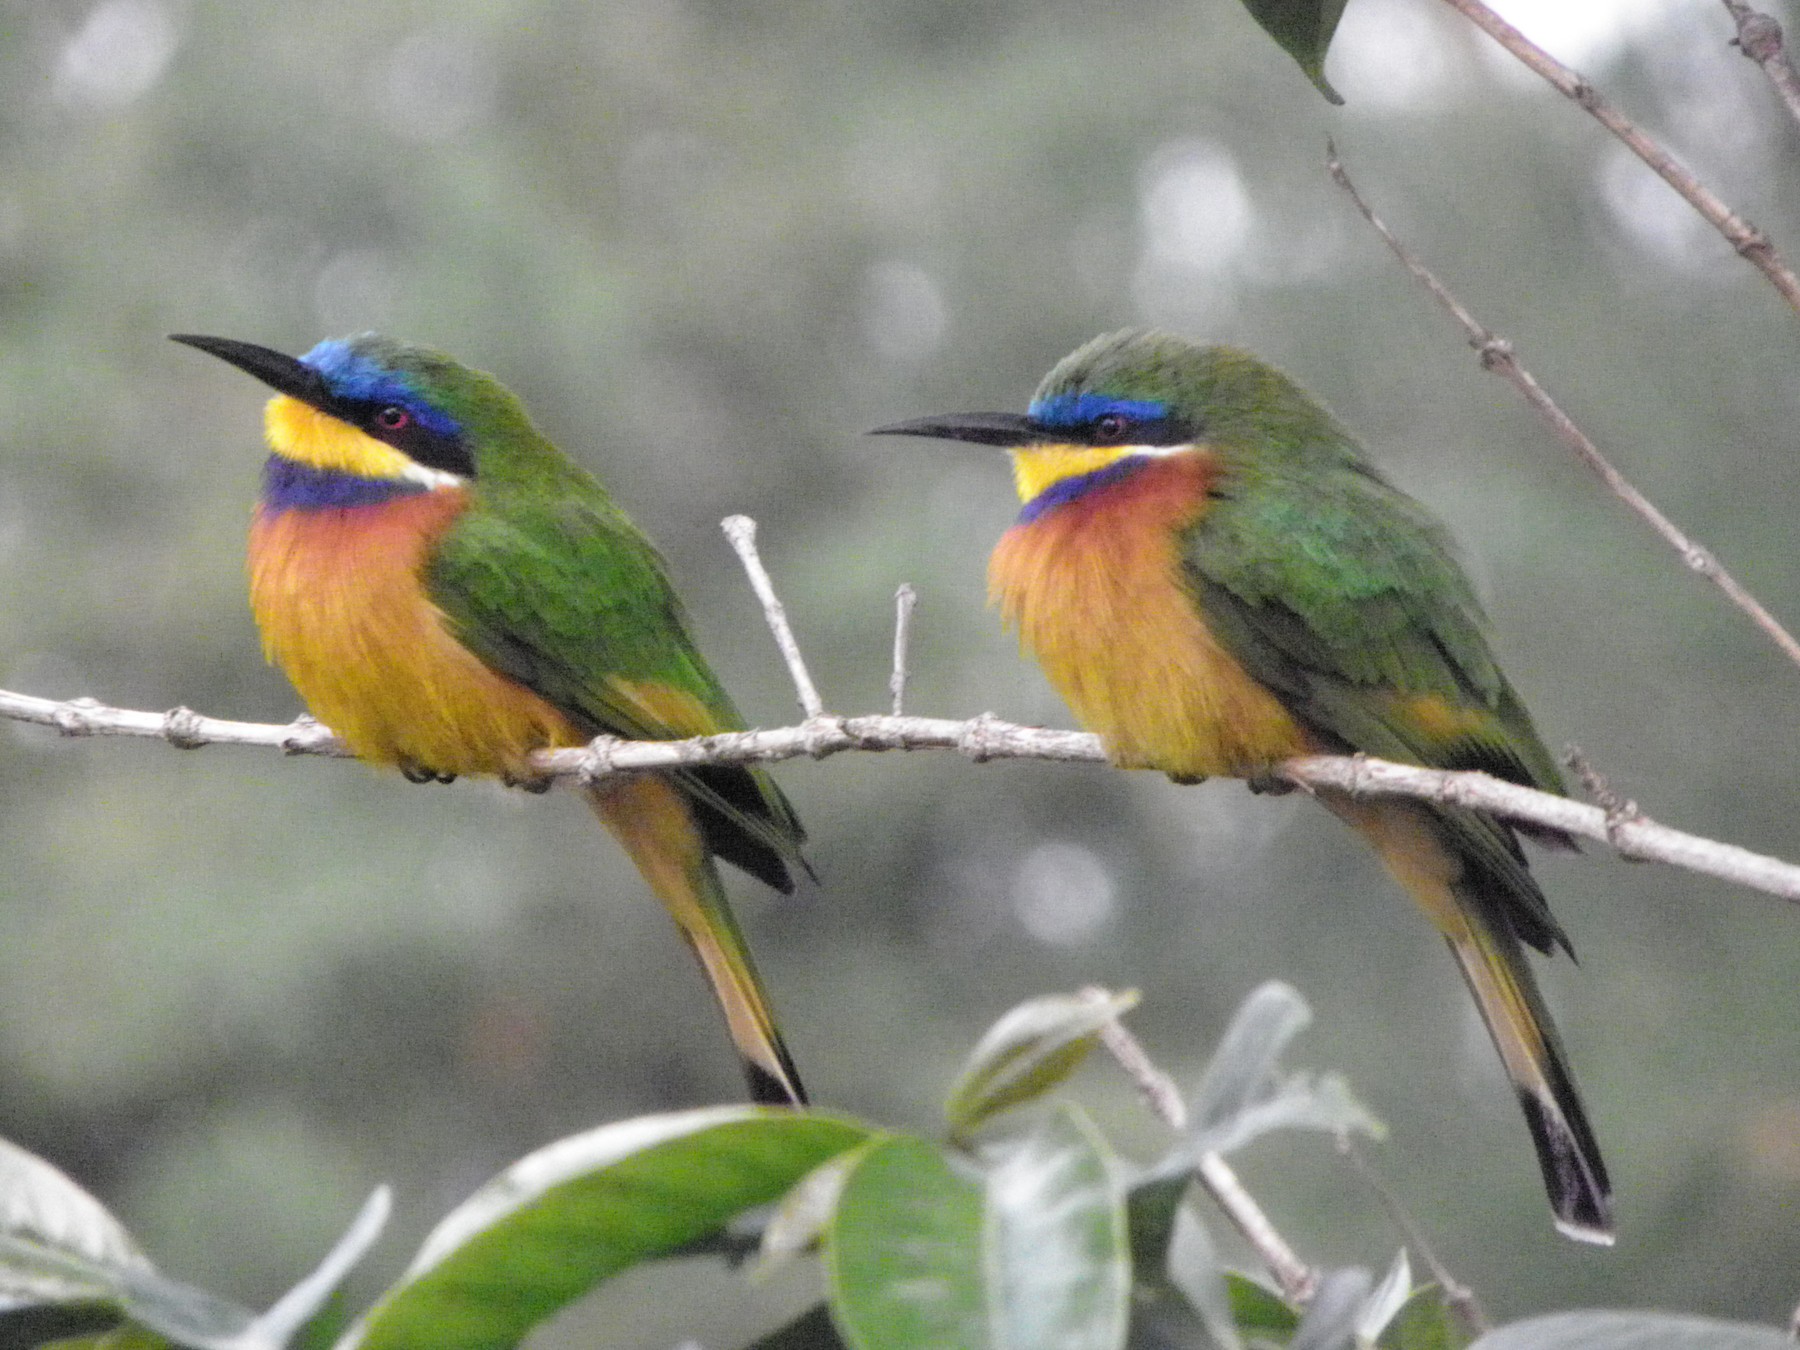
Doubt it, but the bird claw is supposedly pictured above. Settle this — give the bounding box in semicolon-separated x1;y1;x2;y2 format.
504;772;555;794
400;760;456;785
1245;772;1294;796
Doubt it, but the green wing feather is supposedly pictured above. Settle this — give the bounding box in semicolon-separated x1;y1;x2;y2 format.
1182;453;1574;954
425;488;807;891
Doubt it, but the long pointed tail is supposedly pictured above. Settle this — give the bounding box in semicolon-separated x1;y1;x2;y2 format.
1327;794;1612;1243
588;775;806;1106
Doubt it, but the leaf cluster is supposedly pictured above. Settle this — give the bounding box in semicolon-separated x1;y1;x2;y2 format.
2;983;1787;1350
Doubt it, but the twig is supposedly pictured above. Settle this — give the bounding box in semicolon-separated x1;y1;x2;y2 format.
890;583;917;716
1197;1153;1316;1304
1082;984;1188;1130
1564;746;1647;851
1337;1136;1488;1336
720;515;824;718
9;688;1800;905
1082;988;1315;1304
1724;1;1800;134
1435;0;1800;317
1326;143;1800;675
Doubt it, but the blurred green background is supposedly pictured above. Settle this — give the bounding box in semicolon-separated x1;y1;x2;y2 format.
3;0;1800;1342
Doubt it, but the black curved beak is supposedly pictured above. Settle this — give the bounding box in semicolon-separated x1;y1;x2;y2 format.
170;334;332;409
868;411;1047;447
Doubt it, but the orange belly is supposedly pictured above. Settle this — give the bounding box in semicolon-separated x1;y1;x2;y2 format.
988;453;1309;778
248;490;582;779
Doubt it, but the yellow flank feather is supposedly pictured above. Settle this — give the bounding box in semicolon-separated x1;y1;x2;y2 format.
1396;692;1495;745
989;451;1308;779
249;490;581;779
590;774;799;1098
264;394;420;481
608;678;727;740
1009;443;1145;504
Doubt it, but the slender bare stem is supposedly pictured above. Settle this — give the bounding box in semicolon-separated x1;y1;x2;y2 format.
1337;1137;1488;1336
890;583;917;716
1436;0;1800;316
1326;143;1800;674
1082;984;1189;1130
1724;1;1800;133
9;687;1800;905
1082;988;1315;1304
1196;1153;1317;1304
720;515;825;719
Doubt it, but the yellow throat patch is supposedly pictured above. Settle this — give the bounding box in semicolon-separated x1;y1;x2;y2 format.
1008;443;1152;505
263;394;418;481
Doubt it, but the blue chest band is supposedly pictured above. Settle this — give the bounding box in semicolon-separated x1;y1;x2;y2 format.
262;456;426;511
1017;458;1146;524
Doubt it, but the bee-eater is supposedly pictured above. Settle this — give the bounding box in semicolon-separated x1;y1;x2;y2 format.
172;332;808;1106
874;329;1610;1243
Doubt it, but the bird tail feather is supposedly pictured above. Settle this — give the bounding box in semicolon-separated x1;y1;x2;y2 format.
1328;794;1612;1243
588;775;806;1107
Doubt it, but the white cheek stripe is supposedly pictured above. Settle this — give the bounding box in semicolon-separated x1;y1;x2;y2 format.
401;461;467;490
1126;441;1198;460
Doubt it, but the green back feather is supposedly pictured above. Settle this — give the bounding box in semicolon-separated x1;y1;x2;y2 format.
367;346;807;890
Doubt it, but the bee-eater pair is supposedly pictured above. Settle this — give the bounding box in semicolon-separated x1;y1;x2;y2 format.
177;326;1608;1242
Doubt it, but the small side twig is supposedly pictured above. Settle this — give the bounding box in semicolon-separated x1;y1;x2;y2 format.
721;515;824;719
1082;984;1188;1130
1196;1153;1317;1305
1337;1136;1488;1336
1435;0;1800;317
1326;142;1800;675
890;583;917;716
1564;746;1646;850
1723;1;1800;138
1083;988;1316;1304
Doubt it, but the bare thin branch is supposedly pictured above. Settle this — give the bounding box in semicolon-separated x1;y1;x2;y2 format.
1326;143;1800;674
890;583;917;716
1082;984;1189;1130
1723;1;1800;138
1082;985;1317;1302
9;688;1800;906
720;515;824;718
1197;1152;1317;1304
1337;1136;1489;1336
1436;0;1800;316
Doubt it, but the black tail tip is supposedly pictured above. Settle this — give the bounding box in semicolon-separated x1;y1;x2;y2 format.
746;1059;808;1108
1517;1088;1614;1245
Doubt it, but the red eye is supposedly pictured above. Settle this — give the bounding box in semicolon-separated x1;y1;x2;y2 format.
375;405;411;431
1094;412;1128;442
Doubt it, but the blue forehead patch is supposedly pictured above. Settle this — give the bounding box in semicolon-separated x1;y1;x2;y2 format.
1028;392;1168;429
300;339;461;437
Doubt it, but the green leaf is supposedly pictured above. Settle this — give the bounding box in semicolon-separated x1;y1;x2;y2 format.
1353;1250;1412;1344
0;1137;153;1309
829;1105;1129;1350
0;1136;264;1350
1469;1312;1796;1350
1234;0;1349;104
341;1106;870;1350
243;1190;389;1350
1189;983;1382;1156
945;989;1139;1140
758;1144;878;1276
1225;1273;1299;1338
1378;1285;1472;1350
